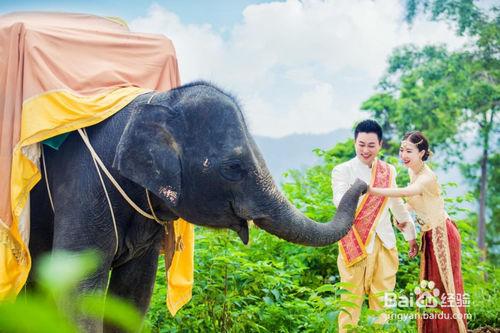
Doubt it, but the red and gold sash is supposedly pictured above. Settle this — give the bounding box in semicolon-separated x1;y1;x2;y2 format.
339;159;392;267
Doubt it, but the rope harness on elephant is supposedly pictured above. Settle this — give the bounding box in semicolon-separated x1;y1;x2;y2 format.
42;92;169;256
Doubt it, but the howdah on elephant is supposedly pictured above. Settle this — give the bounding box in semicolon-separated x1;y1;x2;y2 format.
29;81;367;331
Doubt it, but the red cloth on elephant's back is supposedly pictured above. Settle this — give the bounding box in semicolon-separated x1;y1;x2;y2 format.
421;219;467;333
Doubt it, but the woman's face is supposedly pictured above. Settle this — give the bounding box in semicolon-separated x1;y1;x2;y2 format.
399;141;424;169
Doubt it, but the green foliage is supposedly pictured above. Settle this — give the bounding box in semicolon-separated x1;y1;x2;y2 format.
452;213;500;329
0;251;149;333
461;152;500;264
147;228;357;332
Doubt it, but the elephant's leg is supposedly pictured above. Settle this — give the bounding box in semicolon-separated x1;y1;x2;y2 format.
52;212;115;333
104;246;161;333
77;267;113;333
27;173;54;288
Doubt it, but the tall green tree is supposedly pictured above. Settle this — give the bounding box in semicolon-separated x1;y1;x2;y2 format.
362;2;499;259
404;0;484;35
462;152;500;265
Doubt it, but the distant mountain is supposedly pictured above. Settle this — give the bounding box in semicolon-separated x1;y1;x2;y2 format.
253;128;351;183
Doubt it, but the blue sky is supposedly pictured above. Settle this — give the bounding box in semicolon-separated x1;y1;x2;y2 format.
0;1;271;30
1;1;471;137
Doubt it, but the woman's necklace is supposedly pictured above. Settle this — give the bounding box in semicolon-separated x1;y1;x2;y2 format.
410;163;426;184
415;162;426;175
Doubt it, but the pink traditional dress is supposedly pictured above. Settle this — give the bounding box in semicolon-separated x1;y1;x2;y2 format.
407;165;467;333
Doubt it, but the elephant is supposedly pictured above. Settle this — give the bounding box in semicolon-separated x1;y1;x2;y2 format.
29;81;367;332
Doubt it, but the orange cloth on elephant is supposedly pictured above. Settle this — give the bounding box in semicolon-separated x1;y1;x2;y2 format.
0;11;192;315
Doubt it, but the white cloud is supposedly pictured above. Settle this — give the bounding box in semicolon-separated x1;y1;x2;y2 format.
130;0;468;138
130;4;226;81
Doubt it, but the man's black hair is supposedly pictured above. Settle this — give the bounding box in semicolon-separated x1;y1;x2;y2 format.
354;119;383;142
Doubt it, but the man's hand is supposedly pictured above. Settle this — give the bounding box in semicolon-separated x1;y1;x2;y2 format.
408;239;418;258
396;221;408;232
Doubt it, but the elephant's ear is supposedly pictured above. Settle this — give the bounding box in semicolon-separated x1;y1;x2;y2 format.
113;103;182;207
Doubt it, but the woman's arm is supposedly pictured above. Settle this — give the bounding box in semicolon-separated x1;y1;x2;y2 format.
368;182;424;198
405;202;415;213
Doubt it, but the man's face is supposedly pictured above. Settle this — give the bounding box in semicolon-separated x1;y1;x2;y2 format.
355;132;382;166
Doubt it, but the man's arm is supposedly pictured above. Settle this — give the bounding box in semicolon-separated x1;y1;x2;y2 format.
331;164;350;208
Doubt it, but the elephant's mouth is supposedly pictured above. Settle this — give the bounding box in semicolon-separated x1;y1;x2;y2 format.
229;201;250;245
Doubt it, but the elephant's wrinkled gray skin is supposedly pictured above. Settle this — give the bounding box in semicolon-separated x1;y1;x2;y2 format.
29;82;367;332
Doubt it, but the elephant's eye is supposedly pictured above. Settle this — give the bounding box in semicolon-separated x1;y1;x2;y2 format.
219;159;246;181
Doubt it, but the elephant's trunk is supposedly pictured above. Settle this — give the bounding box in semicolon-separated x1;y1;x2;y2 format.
252;179;367;246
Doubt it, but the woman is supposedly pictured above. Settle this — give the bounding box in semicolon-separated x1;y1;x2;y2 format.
368;131;467;333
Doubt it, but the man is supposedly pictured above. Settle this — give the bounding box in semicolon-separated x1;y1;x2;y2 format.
332;119;418;332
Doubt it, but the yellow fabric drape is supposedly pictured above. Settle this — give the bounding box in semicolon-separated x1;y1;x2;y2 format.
167;219;195;316
2;87;147;298
1;88;194;315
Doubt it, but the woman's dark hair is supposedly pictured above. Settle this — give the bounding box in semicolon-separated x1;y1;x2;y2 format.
403;131;431;161
354;119;383;142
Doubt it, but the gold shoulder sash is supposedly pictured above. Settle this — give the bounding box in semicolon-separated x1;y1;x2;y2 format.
339;159;392;267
